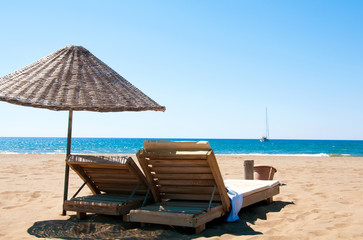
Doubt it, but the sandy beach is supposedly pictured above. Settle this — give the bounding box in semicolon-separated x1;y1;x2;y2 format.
0;154;362;239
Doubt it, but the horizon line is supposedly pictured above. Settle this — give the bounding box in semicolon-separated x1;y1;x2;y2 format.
0;136;362;141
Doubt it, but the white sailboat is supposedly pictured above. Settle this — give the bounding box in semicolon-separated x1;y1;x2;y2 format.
260;108;270;142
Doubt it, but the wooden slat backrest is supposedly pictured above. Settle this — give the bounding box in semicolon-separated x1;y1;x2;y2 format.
66;155;148;195
137;141;231;212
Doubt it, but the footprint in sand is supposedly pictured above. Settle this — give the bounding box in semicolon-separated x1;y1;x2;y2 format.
3;205;17;210
31;191;41;198
327;222;348;230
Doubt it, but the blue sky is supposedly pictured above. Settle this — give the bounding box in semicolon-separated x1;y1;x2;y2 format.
0;0;362;140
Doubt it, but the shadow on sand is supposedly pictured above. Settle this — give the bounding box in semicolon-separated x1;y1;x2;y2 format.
28;201;293;240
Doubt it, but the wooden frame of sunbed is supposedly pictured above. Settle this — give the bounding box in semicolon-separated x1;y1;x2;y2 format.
224;179;280;206
126;141;280;233
63;155;151;219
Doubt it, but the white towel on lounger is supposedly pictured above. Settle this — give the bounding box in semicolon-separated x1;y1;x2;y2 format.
225;186;243;222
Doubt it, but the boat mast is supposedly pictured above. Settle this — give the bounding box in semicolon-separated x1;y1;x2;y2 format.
265;108;269;139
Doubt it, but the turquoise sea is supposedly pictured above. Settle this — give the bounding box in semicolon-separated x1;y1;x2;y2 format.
0;137;362;156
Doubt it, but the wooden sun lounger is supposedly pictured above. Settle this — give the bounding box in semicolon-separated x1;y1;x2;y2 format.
63;155;151;219
126;141;280;233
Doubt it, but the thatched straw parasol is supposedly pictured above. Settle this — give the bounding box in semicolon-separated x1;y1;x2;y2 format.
0;45;165;214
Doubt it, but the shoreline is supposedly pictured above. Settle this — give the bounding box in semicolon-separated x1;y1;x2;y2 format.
0;152;361;157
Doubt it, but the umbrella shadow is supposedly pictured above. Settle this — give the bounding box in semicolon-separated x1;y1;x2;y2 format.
28;215;142;240
28;214;193;240
27;201;293;239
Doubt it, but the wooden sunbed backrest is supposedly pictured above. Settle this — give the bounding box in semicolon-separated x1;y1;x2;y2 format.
143;140;212;151
137;141;231;212
66;155;148;195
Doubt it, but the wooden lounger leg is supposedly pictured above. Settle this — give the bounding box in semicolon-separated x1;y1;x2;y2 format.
77;212;87;220
123;214;130;222
265;197;273;204
195;224;206;234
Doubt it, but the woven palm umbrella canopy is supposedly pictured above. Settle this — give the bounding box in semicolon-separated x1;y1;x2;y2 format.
0;45;165;214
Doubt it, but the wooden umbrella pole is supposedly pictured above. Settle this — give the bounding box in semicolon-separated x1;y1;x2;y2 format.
66;110;73;157
62;110;73;215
